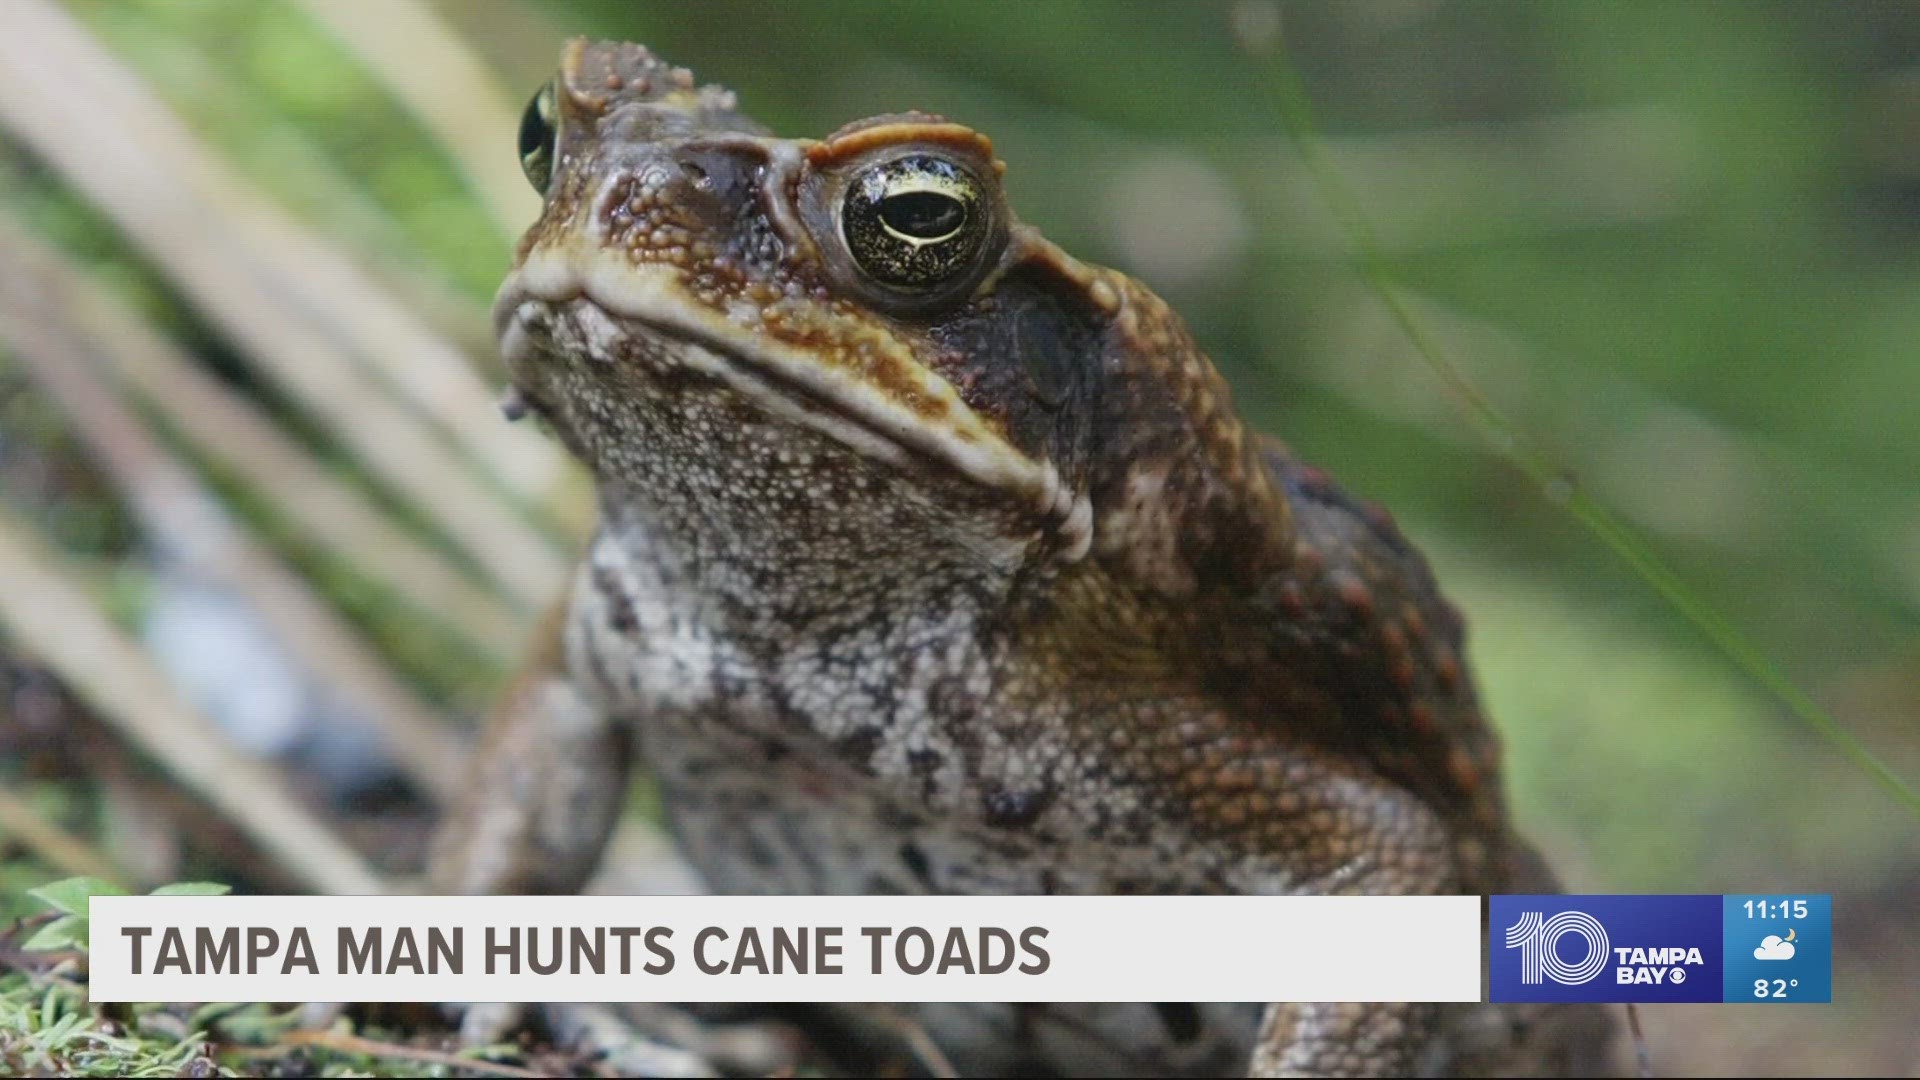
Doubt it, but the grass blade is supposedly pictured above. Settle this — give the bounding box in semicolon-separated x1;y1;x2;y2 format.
1259;12;1920;817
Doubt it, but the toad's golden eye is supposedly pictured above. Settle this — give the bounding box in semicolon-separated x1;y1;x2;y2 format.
518;82;558;194
841;154;990;294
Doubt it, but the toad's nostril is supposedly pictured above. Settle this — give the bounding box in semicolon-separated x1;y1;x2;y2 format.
673;144;764;205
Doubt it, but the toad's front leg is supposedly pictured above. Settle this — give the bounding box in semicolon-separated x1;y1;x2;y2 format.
427;604;735;1075
429;605;631;896
1228;763;1462;1077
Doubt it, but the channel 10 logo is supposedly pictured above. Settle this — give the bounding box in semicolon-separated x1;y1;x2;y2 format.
1490;895;1722;1003
1503;909;1611;986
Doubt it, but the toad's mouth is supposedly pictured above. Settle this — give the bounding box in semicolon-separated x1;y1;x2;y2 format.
496;252;1092;559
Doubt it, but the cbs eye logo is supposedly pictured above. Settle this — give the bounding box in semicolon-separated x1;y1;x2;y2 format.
1503;911;1610;986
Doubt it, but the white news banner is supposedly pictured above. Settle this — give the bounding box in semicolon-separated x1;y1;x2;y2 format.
89;894;1482;1004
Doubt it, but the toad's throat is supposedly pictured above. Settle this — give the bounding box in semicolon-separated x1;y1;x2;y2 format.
497;253;1093;559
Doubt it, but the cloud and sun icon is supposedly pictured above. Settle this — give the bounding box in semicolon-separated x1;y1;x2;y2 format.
1754;928;1798;960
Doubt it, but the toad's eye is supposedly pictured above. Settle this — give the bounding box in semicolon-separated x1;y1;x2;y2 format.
518;82;558;194
842;155;990;295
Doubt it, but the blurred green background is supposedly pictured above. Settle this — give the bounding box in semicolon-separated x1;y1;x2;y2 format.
0;0;1915;1075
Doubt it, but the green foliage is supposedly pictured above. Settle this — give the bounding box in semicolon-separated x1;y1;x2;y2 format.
148;883;237;897
5;879;513;1075
0;984;227;1078
22;877;229;953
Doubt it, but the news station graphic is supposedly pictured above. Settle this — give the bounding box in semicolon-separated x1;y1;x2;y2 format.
1490;895;1832;1004
86;894;1482;1004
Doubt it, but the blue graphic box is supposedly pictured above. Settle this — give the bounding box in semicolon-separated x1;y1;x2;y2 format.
1491;894;1832;1004
1722;894;1832;1004
1491;894;1723;1003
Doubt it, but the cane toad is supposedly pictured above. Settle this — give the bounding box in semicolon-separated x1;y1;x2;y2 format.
437;39;1618;1077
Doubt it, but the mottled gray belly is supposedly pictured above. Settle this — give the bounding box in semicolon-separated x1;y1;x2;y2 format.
638;706;1261;1077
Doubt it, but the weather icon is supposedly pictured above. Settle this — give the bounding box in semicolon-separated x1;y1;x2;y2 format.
1754;929;1797;961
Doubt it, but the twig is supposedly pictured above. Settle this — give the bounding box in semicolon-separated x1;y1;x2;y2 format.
95;768;184;889
287;0;541;235
0;506;385;896
893;1014;959;1080
0;213;527;665
0;786;125;886
0;242;471;804
53;21;504;359
0;0;572;610
276;1029;547;1079
1626;1003;1653;1079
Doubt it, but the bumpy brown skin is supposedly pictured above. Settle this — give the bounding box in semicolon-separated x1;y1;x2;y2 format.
439;40;1619;1077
